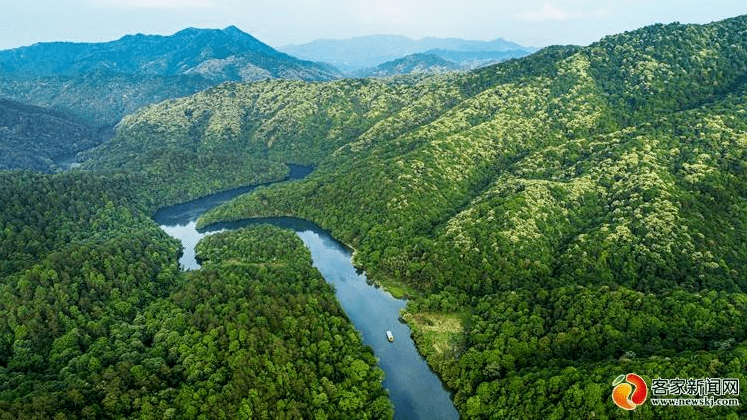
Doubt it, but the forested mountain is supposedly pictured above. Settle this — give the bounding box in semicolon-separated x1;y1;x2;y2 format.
0;26;340;82
0;171;392;419
280;35;535;72
353;53;462;78
4;14;747;419
0;99;102;171
81;15;747;418
0;26;342;172
0;72;215;131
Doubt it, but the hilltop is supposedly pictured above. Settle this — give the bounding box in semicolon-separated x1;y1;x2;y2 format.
353;53;462;78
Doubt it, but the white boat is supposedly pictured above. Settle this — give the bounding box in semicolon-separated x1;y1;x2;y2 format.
386;330;394;342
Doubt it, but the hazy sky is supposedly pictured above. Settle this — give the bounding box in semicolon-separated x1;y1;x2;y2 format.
0;1;744;50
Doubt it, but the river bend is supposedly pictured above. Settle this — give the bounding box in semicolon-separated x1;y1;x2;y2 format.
153;166;459;420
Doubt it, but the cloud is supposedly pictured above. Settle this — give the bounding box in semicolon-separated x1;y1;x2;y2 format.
513;3;610;22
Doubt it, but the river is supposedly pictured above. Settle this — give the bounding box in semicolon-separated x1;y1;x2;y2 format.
153;165;459;420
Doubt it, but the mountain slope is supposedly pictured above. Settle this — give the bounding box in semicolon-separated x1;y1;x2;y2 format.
84;16;747;418
0;99;102;171
82;46;575;204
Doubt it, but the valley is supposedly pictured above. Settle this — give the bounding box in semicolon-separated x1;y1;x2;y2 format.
2;14;747;419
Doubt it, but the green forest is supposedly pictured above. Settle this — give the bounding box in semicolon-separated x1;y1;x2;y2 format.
0;172;391;419
3;14;747;419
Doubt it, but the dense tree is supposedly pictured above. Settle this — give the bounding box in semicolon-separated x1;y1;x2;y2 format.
0;173;391;419
193;16;747;418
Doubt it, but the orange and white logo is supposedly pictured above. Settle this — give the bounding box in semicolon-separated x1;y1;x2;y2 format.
612;373;648;410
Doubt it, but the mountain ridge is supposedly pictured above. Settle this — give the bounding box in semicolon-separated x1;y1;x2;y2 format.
0;26;340;81
0;26;343;171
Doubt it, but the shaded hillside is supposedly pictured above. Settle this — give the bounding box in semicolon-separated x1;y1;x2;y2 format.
0;99;101;171
354;53;462;78
85;16;747;418
0;72;214;131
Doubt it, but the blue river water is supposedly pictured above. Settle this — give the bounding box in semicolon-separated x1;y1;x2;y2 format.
153;165;459;419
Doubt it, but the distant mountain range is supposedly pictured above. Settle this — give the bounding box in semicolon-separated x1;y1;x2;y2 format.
424;48;534;70
0;26;340;81
0;26;342;129
280;35;537;72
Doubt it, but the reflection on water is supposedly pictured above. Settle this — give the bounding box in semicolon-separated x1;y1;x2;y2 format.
159;220;227;270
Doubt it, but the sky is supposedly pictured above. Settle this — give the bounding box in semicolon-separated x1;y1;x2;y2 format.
0;1;745;51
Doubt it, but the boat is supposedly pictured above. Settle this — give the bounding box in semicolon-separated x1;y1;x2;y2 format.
386;330;394;342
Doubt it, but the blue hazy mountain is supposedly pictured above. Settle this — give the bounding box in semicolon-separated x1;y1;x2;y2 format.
424;48;536;69
0;26;341;81
280;35;536;72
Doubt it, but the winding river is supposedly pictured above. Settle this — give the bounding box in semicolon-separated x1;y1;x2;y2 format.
153;165;459;420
